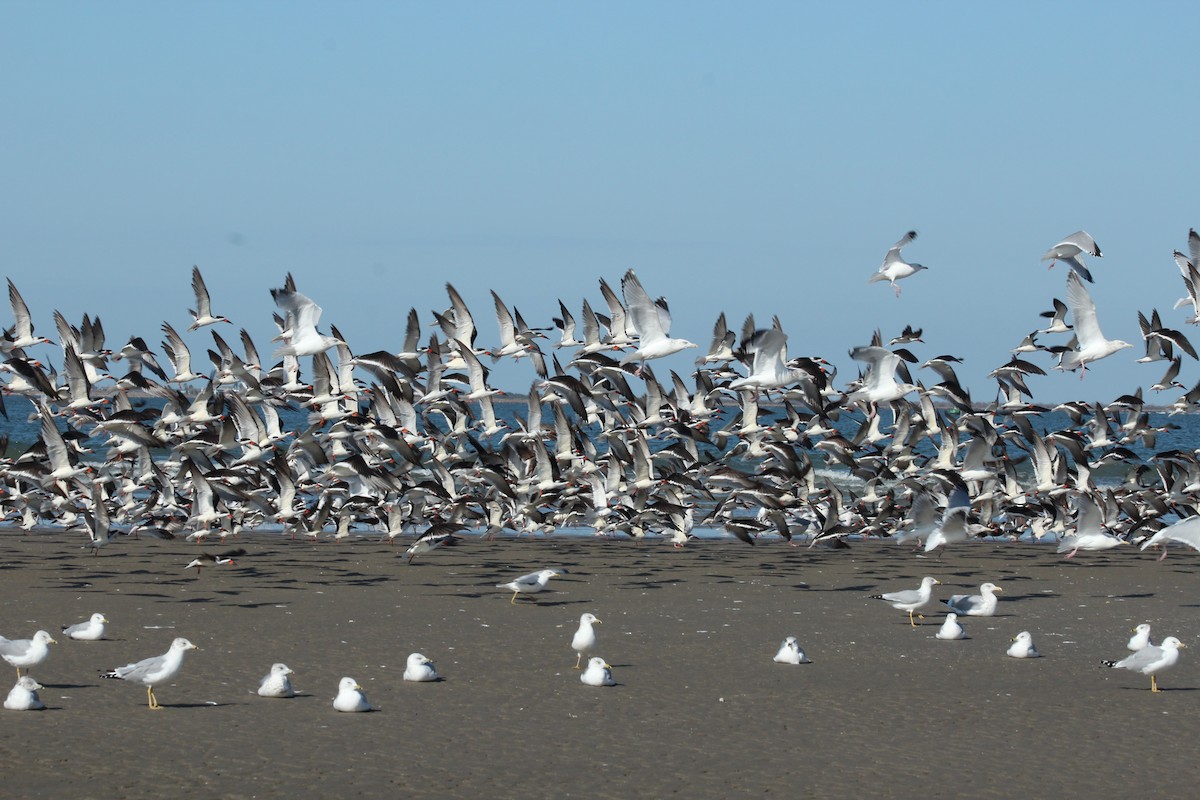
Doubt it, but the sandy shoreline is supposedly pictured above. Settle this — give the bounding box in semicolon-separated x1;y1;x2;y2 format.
2;530;1198;798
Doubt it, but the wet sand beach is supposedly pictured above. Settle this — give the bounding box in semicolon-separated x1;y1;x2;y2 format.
2;532;1198;799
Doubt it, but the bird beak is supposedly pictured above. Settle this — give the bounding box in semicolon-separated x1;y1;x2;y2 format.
994;587;1003;593
49;638;57;645
595;618;602;624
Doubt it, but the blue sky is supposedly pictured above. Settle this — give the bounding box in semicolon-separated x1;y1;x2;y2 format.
3;2;1198;404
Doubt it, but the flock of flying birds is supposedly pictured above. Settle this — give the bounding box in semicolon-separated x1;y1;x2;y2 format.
1;228;1200;566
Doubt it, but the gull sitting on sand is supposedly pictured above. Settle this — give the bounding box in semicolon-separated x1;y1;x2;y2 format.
497;568;562;604
580;657;615;687
4;676;45;711
333;677;373;711
1102;637;1185;693
1128;624;1154;652
0;630;56;679
944;583;1003;616
403;653;439;682
772;636;811;664
102;637;197;710
871;576;940;628
257;663;295;698
571;613;601;669
62;613;108;641
1007;631;1041;659
935;613;967;640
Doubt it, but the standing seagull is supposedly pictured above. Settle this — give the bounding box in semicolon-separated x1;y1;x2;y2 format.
187;266;232;331
871;576;940;628
101;637;197;709
869;230;927;297
1042;230;1101;283
1102;637;1186;692
0;631;56;678
571;613;601;669
496;568;562;604
1056;271;1132;374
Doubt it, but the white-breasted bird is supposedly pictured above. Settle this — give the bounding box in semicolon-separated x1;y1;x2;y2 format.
496;568;562;604
62;613;108;641
571;613;601;669
257;663;295;698
102;637;197;709
580;657;615;687
871;576;939;628
1103;636;1185;693
403;653;439;682
333;676;372;711
772;636;811;664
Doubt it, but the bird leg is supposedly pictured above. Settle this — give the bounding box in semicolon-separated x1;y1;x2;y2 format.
893;284;901;298
1151;675;1160;693
510;592;519;605
1158;546;1169;562
908;610;918;628
574;653;583;669
147;686;162;710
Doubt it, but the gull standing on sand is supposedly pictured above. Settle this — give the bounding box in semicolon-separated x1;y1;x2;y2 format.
935;613;967;640
869;230;927;297
1056;271;1133;374
1042;230;1101;283
1128;624;1154;652
403;653;439;682
333;677;373;711
580;657;616;687
773;636;811;664
62;613;108;641
871;576;940;628
257;663;295;698
1007;631;1041;658
497;568;561;604
1102;637;1185;692
4;676;45;711
0;631;56;678
571;613;601;669
945;583;1003;616
101;637;197;710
